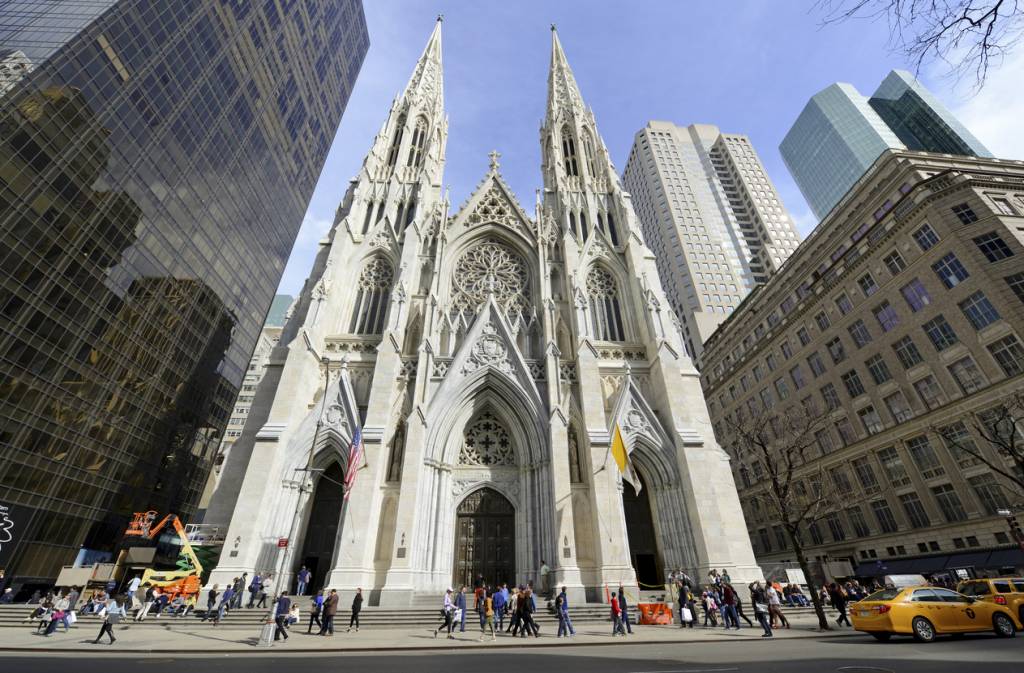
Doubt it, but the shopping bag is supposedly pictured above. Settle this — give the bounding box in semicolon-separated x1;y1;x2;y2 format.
452;608;462;622
67;611;77;626
680;607;692;622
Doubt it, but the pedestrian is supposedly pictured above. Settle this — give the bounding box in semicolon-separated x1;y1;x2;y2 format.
506;587;520;634
610;591;626;636
617;586;633;634
92;597;124;645
247;572;261;608
215;585;234;625
201;585;219;622
1;588;13;604
232;574;246;609
767;582;789;629
749;582;773;637
492;584;506;631
307;590;324;634
473;582;486;630
273;591;291;641
433;588;455;639
456;585;467;632
721;583;740;629
519;588;539;638
829;583;851;627
540;559;551;597
677;582;692;628
256;575;271;609
296;566;310;596
320;589;338;635
126;575;142;612
347;587;362;632
734;590;754;627
702;591;718;627
478;589;496;641
555;585;575;637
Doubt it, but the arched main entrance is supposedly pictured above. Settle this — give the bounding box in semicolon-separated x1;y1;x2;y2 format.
623;477;662;588
453;487;515;588
298;462;344;592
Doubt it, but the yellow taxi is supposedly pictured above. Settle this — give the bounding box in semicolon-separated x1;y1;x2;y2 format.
850;585;1021;642
957;577;1024;624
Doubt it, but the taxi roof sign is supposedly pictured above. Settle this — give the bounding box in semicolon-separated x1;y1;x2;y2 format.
885;574;927;588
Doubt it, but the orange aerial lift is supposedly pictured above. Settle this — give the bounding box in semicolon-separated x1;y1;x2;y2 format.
123;511;203;598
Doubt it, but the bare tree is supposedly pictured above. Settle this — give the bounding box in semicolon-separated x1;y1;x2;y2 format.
817;0;1024;89
934;391;1024;507
726;401;853;631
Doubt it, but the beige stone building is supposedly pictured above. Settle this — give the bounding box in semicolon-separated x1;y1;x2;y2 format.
701;149;1024;580
201;23;760;605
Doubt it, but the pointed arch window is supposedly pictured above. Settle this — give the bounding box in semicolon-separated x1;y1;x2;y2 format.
568;211;578;238
386;114;406;172
460;410;515;466
406;116;428;168
561;124;579;177
568;424;583;483
349;256;394;335
606;211;620;246
587;266;626;341
582;129;596;178
362;200;375;234
579;211;589;241
386;421;406;482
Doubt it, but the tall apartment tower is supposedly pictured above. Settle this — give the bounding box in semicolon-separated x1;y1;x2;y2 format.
781;70;992;220
623;122;801;361
0;1;367;588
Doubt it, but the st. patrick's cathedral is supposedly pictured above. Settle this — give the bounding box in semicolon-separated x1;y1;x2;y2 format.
204;20;760;605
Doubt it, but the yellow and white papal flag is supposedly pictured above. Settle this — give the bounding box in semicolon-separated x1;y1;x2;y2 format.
610;422;641;495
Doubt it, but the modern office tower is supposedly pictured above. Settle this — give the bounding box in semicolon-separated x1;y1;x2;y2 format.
781;70;992;220
702;149;1024;581
623;122;801;361
204;23;760;603
0;1;367;590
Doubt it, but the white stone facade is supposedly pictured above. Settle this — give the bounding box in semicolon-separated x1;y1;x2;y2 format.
203;22;760;605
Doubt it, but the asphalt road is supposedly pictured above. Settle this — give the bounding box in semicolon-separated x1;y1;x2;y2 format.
4;631;1020;673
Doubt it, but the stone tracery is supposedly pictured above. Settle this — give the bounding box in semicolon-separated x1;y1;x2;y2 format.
459;410;516;466
451;240;530;318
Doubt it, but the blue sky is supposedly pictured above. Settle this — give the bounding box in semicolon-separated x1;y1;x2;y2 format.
276;0;1024;296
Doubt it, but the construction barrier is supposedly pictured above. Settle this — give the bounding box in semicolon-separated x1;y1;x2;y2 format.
636;602;674;625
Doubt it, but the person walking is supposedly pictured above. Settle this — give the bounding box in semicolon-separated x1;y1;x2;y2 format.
478;590;496;641
749;582;773;637
273;591;291;641
126;575;142;612
320;589;338;635
721;583;740;629
347;588;362;632
617;586;634;635
455;585;467;633
201;585;219;622
307;590;324;634
734;590;754;627
519;589;539;638
92;597;124;645
701;591;718;627
433;588;455;639
506;588;520;635
610;591;626;636
555;586;575;637
295;567;310;596
247;573;261;608
474;582;487;630
256;575;272;609
767;582;790;629
677;583;693;628
231;575;246;609
215;585;233;625
829;583;851;627
492;584;506;632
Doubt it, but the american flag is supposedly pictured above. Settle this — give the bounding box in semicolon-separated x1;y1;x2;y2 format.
343;426;363;501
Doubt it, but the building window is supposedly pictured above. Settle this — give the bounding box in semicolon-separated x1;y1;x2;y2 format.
797;326;811;346
587;266;626;341
836;417;858;446
825;513;846;541
995;531;1011;544
858;405;884;434
816;428;836;455
938;421;983;468
1005;272;1024;304
972;231;1015;263
760;387;774;409
931;484;968;522
773;525;788;550
966;536;980;547
990;195;1018;216
820;382;841;411
774;377;790;400
349;257;394;335
892;335;924;369
883;250;907;275
406;116;428;168
871;499;900;533
766;353;777;371
758;528;772;553
899;492;931;528
807;351;827;378
781;340;794;359
865;354;892;384
948;357;987;394
841;369;866;397
582;129;597;178
832;468;854;495
932;252;970;289
808;521;824;545
846;320;871;348
913;375;944;410
815;311;831;331
906;435;945;479
790;365;806;390
848;506;871;537
913;223;940;251
835;293;854;315
900;278;932;312
951;202;979;224
958;291;1001;330
922;315;959;351
987;334;1024;376
873;301;900;332
826;337;846;364
877;446;911;486
884;391;914;422
858;273;879;297
852;456;879;490
561;124;579;177
968;473;1007;515
386;113;406;171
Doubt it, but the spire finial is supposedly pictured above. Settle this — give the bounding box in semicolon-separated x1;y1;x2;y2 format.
551;23;556;32
437;14;443;22
488;149;501;173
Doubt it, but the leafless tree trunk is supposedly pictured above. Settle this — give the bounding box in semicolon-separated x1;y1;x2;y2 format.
817;0;1024;89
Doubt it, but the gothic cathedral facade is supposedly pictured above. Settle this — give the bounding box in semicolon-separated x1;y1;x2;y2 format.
205;21;760;605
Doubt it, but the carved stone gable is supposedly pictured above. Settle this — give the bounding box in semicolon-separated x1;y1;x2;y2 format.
464;181;533;240
462;320;513;375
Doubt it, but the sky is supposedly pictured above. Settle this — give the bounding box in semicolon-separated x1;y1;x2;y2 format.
276;0;1024;296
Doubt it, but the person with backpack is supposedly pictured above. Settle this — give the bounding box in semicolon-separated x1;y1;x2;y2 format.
478;589;496;641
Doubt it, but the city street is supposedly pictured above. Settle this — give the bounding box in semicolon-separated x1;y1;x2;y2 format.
2;634;1020;673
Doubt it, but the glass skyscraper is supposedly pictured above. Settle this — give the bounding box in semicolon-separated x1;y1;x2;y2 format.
780;70;991;220
0;0;367;590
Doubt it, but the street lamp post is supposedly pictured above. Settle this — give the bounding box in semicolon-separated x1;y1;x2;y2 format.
996;508;1024;554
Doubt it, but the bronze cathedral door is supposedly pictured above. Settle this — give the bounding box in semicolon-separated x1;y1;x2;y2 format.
453;487;515;588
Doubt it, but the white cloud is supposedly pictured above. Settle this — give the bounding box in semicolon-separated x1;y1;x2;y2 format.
942;50;1024;161
276;214;332;296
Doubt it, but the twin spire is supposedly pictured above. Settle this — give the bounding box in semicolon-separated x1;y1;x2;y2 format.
546;26;587;122
401;16;444;111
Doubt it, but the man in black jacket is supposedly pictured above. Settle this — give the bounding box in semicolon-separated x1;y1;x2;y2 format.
273;591;291;641
347;588;363;632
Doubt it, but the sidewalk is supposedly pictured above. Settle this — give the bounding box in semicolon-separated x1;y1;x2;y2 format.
0;613;861;654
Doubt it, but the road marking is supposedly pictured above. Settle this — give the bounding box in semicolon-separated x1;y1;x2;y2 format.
836;668;895;673
628;669;740;673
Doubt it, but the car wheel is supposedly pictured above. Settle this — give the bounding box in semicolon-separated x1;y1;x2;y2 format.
870;632;892;641
912;616;936;643
993;612;1016;638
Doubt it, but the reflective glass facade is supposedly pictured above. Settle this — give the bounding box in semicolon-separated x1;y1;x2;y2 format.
0;0;367;588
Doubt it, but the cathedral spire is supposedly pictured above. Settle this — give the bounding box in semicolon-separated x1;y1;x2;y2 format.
546;26;585;123
402;16;444;112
